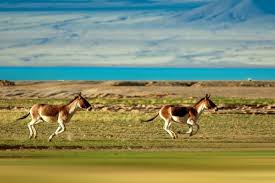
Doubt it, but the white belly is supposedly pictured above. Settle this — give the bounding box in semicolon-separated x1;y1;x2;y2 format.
41;115;58;123
171;115;188;123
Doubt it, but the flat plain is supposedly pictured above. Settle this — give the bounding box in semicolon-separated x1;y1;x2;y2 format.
0;81;275;183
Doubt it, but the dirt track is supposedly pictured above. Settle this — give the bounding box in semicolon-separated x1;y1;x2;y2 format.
1;81;275;99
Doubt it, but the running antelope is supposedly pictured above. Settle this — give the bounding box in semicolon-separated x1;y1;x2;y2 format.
142;94;218;139
16;93;92;141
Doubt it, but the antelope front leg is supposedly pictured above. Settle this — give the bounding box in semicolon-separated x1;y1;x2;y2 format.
185;124;193;135
48;122;66;142
48;126;61;142
186;118;196;137
192;124;200;136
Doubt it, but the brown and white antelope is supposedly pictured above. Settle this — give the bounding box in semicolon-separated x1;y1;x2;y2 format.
16;93;92;141
142;94;218;139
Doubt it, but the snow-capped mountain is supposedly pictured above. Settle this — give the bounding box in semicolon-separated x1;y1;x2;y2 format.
173;0;275;23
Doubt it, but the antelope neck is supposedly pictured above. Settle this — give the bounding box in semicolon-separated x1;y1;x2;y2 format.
67;100;79;114
195;102;206;117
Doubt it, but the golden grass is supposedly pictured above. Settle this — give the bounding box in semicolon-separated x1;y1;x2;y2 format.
0;109;274;150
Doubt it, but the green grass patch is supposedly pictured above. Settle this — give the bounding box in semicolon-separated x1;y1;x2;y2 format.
0;150;275;171
0;150;275;183
1;97;275;108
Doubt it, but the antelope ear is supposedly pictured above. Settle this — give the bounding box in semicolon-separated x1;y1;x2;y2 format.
78;92;82;96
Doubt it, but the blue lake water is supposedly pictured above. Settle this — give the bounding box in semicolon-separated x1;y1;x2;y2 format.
0;67;274;81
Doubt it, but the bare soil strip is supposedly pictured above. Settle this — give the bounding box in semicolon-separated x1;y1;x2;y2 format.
1;81;275;99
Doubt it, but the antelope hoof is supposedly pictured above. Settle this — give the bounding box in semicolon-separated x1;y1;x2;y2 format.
48;136;53;142
28;135;33;139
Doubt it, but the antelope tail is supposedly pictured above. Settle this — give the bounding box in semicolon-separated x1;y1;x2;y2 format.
16;112;30;121
141;113;159;123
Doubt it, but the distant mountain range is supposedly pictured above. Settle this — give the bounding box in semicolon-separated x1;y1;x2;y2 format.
171;0;275;25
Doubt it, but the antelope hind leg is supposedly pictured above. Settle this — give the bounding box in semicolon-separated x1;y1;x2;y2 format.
163;120;176;139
